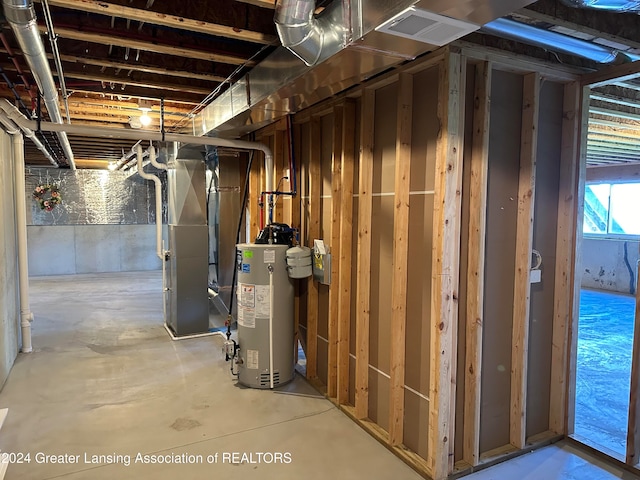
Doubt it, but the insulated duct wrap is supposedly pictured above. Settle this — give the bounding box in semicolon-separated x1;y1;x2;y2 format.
560;0;640;11
482;17;622;63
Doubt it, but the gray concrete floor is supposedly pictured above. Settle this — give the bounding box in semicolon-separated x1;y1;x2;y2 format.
0;271;635;480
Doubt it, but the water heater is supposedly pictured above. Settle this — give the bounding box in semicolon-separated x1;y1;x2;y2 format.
235;243;294;388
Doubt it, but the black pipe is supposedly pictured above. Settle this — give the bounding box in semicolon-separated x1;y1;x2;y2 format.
227;150;255;339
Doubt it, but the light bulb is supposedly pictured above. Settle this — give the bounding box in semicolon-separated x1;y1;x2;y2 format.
139;113;152;126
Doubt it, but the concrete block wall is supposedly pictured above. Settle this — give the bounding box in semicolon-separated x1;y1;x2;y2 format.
27;225;163;276
0;131;21;388
581;237;639;295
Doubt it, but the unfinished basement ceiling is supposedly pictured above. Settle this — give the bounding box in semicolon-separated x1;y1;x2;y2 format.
0;0;639;168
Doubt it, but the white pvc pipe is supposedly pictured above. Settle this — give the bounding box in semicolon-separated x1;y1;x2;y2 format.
137;145;163;260
13;135;33;353
149;145;168;171
269;267;274;389
0;100;274;191
163;323;226;341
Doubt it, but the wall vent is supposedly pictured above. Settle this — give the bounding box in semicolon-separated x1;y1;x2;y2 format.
376;7;479;46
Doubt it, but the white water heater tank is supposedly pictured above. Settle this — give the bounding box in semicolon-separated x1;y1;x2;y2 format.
235;244;295;389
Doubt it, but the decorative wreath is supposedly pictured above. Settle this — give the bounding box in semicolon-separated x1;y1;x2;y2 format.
33;184;62;211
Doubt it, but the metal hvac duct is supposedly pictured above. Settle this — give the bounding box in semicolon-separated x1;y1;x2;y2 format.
560;0;640;12
195;0;540;137
274;0;344;66
481;17;627;64
2;0;75;169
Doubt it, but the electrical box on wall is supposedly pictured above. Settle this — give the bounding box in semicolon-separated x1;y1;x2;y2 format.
312;239;331;285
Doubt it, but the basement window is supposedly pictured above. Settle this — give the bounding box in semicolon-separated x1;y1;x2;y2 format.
584;182;640;236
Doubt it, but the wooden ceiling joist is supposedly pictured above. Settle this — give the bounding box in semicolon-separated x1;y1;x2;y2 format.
235;0;276;8
57;54;226;83
58;70;213;95
64;87;203;106
37;0;277;44
590;106;640;123
582;60;640;88
44;26;255;66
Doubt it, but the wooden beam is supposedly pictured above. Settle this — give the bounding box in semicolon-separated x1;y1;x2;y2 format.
586;163;640;182
59;70;212;95
590;106;640;123
389;73;413;446
235;0;276;8
46;26;252;66
566;86;590;435
306;115;322;379
510;72;540;450
582;61;640;88
463;61;492;467
626;255;640;465
58;54;225;83
328;105;344;399
66;88;200;106
337;99;356;405
549;82;581;436
38;0;276;44
429;51;464;480
355;88;375;420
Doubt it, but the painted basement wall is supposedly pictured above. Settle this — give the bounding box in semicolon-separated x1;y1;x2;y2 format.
581;237;639;294
0;131;22;387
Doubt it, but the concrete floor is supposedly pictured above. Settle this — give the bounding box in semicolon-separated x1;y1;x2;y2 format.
0;271;635;480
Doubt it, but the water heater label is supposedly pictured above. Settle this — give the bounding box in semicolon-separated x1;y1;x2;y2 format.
240;284;255;308
238;307;255;328
246;349;259;369
264;249;276;263
243;250;253;258
256;285;270;318
242;264;251;273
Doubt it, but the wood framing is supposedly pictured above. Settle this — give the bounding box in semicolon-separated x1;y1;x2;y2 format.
388;73;413;445
581;61;640;88
565;86;590;435
306;116;322;379
510;72;540;450
328;105;344;398
39;0;276;44
429;51;464;480
627;261;640;465
463;61;492;466
549;82;581;435
355;89;375;419
337;100;356;405
44;26;252;66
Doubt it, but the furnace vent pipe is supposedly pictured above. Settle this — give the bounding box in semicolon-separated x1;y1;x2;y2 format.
137;145;163;260
482;17;625;64
2;0;75;169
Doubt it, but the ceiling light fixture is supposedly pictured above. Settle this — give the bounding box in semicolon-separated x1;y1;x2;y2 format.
138;99;153;127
